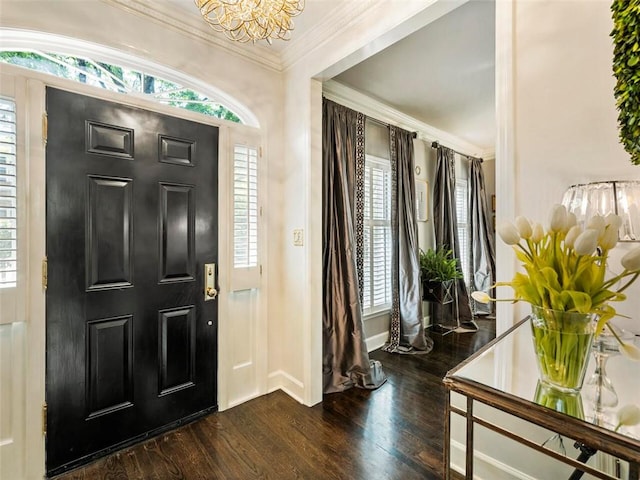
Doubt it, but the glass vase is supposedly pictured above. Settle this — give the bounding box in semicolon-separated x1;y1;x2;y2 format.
529;306;598;393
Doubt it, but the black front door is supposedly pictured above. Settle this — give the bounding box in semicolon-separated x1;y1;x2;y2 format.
45;88;219;475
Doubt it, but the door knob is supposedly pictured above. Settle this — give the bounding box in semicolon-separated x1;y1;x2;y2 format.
206;286;218;300
204;263;217;301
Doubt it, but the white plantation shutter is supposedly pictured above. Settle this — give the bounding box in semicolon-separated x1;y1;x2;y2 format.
233;144;258;268
0;98;17;289
456;179;470;284
363;156;391;314
229;136;261;292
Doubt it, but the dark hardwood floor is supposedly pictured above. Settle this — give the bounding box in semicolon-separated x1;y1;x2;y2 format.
53;318;496;480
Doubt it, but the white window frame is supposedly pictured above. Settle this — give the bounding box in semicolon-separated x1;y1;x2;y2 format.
228;130;262;292
362;154;392;317
456;178;470;286
0;77;26;325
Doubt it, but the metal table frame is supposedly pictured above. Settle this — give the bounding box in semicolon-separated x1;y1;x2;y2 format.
443;319;640;480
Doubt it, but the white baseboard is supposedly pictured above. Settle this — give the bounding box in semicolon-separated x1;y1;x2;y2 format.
450;440;538;480
267;370;305;404
366;330;389;352
364;318;431;352
226;392;260;409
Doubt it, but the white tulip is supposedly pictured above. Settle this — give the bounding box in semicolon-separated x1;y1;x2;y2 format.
564;225;582;249
549;204;568;232
566;212;577;229
531;223;545;243
498;221;521;245
616;404;640;430
621;246;640;271
620;342;640;361
471;291;491;304
587;214;606;237
599;224;619;251
605;213;622;230
515;216;533;239
573;229;599;256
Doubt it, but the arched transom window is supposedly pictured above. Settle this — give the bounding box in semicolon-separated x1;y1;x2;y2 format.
0;51;243;123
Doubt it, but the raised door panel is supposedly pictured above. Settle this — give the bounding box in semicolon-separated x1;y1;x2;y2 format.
158;183;195;283
86;176;133;290
158;306;195;396
159;135;195;166
86;316;133;418
86;121;134;159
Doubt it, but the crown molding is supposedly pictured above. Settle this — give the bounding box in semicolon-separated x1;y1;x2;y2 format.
279;1;373;71
102;0;283;72
323;80;494;159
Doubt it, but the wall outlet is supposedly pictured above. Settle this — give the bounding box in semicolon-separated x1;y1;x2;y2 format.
293;228;304;246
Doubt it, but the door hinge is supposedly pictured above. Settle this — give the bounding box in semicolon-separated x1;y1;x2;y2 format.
259;206;263;217
259;146;263;158
42;257;48;291
42;403;47;436
260;265;263;275
42;112;48;146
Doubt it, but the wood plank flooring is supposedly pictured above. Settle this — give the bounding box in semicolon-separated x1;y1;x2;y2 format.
53;319;496;480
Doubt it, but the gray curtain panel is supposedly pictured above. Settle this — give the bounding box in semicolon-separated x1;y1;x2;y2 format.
469;158;496;315
383;127;433;354
432;146;475;331
322;99;387;393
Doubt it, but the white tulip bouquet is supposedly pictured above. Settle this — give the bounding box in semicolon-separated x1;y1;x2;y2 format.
473;204;640;370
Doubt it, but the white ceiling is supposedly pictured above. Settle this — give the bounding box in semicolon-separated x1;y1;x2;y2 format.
137;0;496;150
332;0;496;150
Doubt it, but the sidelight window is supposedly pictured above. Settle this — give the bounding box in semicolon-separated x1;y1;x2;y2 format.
456;178;470;284
0;97;16;289
233;144;259;269
362;155;392;314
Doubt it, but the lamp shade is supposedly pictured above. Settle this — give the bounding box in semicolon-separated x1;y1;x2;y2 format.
561;181;640;241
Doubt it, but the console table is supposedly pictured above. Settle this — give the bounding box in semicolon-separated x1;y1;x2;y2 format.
444;318;640;479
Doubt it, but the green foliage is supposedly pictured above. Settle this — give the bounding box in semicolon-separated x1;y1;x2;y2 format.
0;51;241;123
611;0;640;165
167;89;241;122
419;247;463;282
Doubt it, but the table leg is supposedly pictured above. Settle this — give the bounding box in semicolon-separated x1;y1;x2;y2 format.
466;398;474;479
444;389;451;480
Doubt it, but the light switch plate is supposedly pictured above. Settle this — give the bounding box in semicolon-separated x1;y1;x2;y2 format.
293;228;304;246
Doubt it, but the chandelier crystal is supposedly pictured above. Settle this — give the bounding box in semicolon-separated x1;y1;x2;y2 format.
194;0;305;44
562;180;640;241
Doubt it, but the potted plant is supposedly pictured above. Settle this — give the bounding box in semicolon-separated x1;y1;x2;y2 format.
419;247;463;304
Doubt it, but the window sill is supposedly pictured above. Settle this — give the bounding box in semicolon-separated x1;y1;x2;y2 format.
363;308;390;322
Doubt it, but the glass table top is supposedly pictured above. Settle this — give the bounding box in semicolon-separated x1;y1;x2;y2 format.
448;318;640;443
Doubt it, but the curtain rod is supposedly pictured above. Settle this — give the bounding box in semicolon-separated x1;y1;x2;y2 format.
431;140;482;162
367;116;417;138
323;97;418;138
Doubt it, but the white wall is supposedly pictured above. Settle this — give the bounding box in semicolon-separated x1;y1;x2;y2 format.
512;0;640;334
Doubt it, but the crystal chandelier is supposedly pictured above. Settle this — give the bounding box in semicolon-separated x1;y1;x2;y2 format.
562;180;640;241
194;0;305;44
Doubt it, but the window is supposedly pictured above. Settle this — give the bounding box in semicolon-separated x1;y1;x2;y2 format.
456;179;470;285
233;145;258;268
362;155;392;314
0;51;242;122
0;97;16;288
